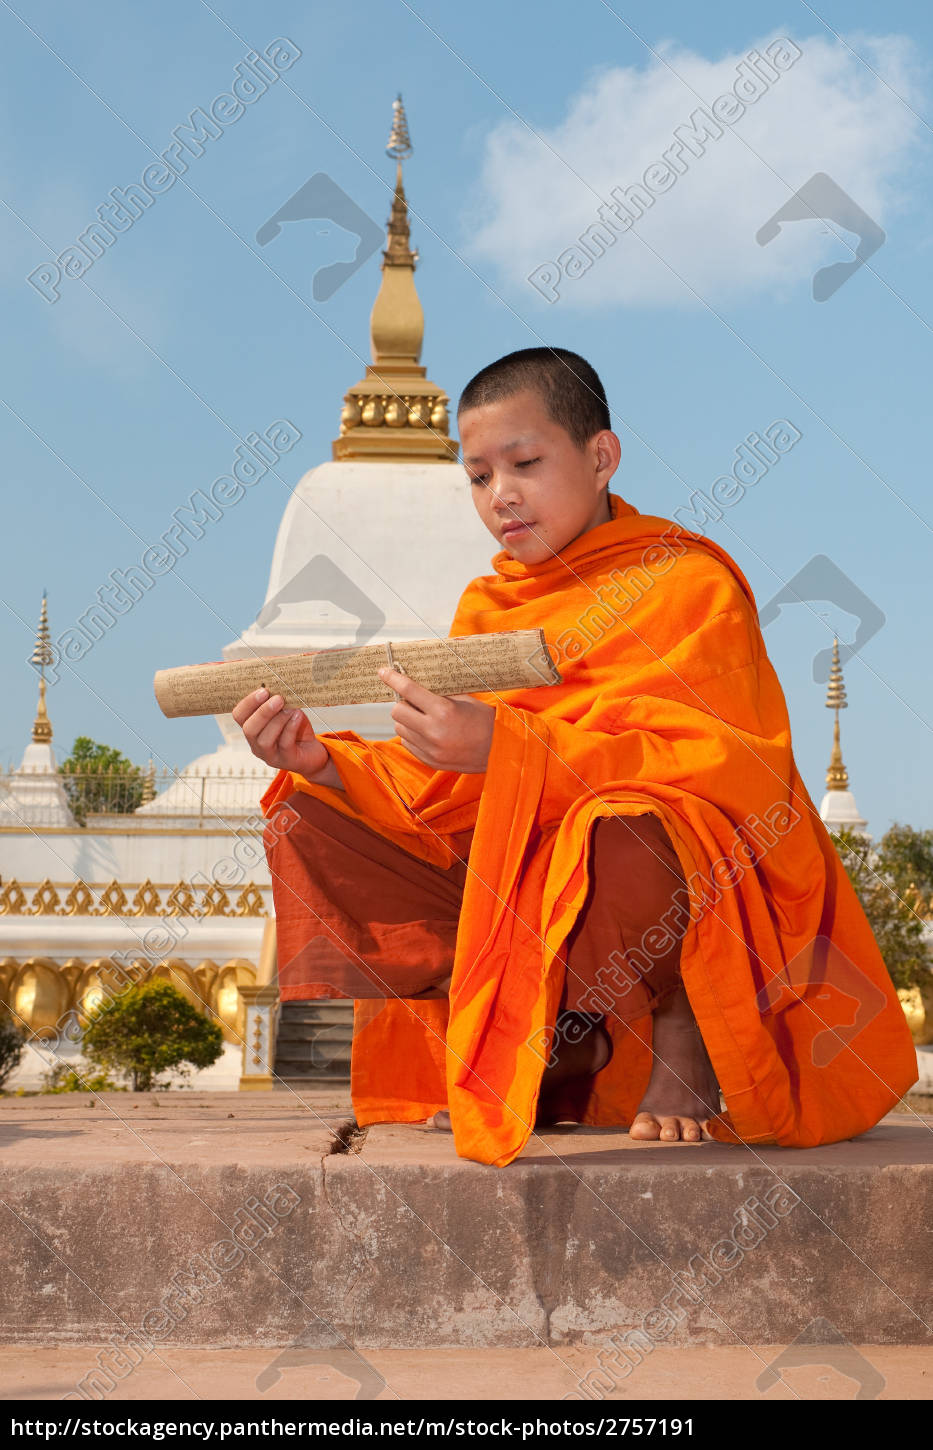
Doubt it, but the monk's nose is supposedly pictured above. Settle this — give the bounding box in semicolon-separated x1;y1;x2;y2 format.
489;481;522;507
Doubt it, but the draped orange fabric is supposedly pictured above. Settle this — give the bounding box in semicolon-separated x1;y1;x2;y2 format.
261;492;916;1166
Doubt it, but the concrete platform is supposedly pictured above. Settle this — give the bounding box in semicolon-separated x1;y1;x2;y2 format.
1;1344;931;1401
0;1092;931;1354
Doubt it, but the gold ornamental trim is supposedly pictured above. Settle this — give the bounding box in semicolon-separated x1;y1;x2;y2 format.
0;878;270;918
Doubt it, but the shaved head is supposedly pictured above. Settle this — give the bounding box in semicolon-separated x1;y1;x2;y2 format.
458;347;611;449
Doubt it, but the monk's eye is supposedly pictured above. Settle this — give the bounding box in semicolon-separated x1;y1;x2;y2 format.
470;473;489;486
516;457;541;468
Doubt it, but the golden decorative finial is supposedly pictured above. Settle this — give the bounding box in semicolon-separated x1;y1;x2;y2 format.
140;757;156;805
825;638;850;791
384;96;415;268
386;93;413;160
30;592;54;744
332;95;457;463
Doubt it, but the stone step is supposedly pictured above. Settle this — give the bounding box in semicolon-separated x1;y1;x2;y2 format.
1;1094;930;1351
277;1020;354;1039
276;1034;354;1057
5;1342;932;1401
275;1074;354;1088
277;1044;354;1067
275;1059;351;1078
280;1001;354;1021
274;1001;354;1082
274;1045;351;1062
281;1010;355;1026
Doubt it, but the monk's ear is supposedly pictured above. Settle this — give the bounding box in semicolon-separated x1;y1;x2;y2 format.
592;428;621;480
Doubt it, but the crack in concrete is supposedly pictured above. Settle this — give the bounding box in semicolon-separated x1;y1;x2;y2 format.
320;1120;374;1339
326;1119;369;1156
520;1170;583;1344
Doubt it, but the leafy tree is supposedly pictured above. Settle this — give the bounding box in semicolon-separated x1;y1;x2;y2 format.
0;1014;24;1088
872;824;933;919
59;737;143;823
82;979;224;1092
834;825;932;992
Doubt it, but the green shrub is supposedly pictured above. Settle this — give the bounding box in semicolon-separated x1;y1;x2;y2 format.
82;978;223;1091
0;1015;24;1088
40;1061;124;1094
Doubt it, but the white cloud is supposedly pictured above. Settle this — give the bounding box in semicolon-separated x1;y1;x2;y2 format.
466;31;926;307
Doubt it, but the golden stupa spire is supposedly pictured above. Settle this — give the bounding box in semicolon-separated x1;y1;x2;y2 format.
387;93;412;161
824;637;850;791
333;95;457;463
383;95;415;271
30;592;54;745
140;757;157;805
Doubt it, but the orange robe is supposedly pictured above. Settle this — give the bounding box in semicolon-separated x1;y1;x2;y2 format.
261;492;916;1166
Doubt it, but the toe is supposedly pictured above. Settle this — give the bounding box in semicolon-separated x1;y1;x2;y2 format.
658;1116;681;1141
680;1117;703;1142
629;1112;662;1141
429;1110;451;1131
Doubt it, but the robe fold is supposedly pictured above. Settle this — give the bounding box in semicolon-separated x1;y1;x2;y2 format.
261;492;917;1167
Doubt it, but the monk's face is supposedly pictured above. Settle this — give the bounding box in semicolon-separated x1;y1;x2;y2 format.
459;388;619;563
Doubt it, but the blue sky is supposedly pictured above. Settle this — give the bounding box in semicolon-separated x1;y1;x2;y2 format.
2;0;931;833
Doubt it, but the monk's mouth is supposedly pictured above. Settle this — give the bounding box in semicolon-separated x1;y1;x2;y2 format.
502;521;532;539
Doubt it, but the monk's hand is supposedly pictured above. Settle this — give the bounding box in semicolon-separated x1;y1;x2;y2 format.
231;688;330;776
378;667;495;773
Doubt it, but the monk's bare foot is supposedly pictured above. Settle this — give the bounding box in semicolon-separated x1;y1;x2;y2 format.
630;984;720;1144
538;1011;611;1089
536;1011;613;1126
428;1013;613;1132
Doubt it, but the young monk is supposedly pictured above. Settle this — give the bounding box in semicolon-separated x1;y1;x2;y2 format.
235;347;917;1167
